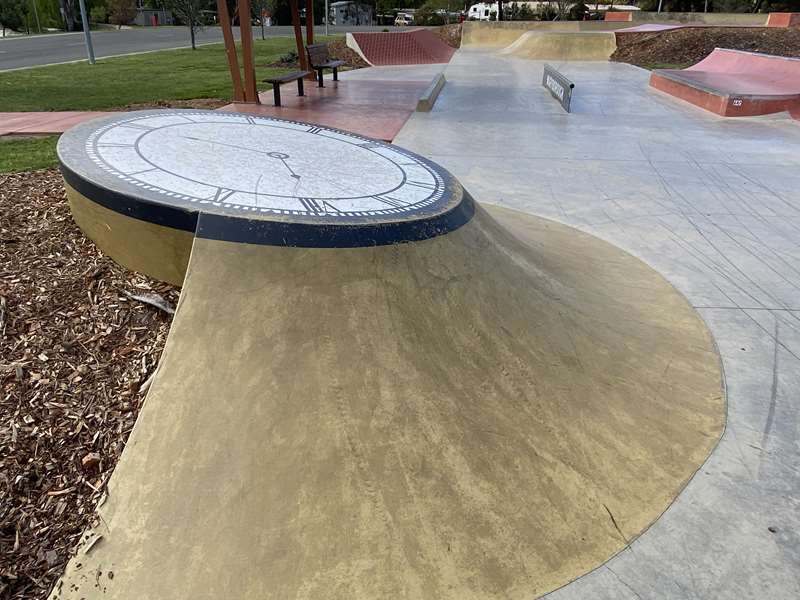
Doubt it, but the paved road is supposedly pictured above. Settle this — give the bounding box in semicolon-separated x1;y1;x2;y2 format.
0;25;397;71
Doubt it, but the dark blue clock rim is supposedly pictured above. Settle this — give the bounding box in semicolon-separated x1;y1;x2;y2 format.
60;163;476;248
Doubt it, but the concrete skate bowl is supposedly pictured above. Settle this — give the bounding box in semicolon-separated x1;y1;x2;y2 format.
499;31;618;61
52;110;724;600
650;48;800;117
346;28;455;66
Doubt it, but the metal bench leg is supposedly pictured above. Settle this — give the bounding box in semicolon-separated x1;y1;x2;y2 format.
297;77;304;97
317;69;324;88
333;67;338;82
273;83;281;107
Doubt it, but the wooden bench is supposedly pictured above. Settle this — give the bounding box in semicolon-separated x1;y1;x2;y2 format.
263;71;311;106
306;44;345;88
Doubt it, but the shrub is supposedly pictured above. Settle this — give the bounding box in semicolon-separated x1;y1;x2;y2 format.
90;5;108;23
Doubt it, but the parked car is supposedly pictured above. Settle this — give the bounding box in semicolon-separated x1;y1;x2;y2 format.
394;13;414;26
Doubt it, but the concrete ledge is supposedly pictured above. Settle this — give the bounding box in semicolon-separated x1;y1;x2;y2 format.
767;12;800;27
416;73;446;112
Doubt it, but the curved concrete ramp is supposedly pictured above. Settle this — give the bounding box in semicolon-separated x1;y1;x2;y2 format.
499;31;617;61
461;21;625;49
346;29;455;66
650;48;800;117
51;111;724;600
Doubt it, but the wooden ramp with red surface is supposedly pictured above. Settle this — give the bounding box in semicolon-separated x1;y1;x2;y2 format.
649;48;800;118
347;29;456;66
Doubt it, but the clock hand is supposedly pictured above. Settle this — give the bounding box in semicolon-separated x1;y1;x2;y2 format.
180;136;300;179
267;152;301;180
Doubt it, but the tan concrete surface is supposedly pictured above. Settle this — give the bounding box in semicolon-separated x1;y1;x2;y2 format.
65;184;193;287
499;31;617;62
461;21;626;49
50;204;724;599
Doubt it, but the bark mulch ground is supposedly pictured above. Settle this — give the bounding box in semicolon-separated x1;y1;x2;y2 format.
110;98;229;111
613;26;800;69
0;170;177;600
433;24;462;49
265;39;369;70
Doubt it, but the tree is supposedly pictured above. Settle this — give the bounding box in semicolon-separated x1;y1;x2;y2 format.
90;4;108;23
107;0;136;27
0;0;28;35
164;0;207;49
252;0;269;37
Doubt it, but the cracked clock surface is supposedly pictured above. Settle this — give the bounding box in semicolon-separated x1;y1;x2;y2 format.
57;110;459;221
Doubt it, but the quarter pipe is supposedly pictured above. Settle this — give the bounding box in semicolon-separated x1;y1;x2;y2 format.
50;110;724;599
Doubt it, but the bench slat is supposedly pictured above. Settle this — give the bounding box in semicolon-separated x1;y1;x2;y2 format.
263;71;312;84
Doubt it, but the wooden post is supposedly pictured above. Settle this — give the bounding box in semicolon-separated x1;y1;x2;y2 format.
216;0;244;102
306;0;314;45
238;0;260;103
290;0;310;75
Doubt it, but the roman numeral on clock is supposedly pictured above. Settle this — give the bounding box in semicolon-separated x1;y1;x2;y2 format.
300;198;325;214
373;195;406;208
213;188;236;202
358;142;382;149
121;123;154;131
409;181;436;190
307;127;323;134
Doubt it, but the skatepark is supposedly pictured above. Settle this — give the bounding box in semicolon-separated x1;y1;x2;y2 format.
2;10;798;600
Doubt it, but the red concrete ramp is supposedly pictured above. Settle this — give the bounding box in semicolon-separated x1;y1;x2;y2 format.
347;29;455;66
650;48;800;117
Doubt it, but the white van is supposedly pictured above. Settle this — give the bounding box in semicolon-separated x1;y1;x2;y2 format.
394;12;414;26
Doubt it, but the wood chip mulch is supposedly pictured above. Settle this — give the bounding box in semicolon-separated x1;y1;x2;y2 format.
110;98;229;112
432;24;462;49
0;169;177;600
265;39;369;70
613;26;800;68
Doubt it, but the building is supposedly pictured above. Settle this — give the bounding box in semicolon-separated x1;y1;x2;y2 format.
134;8;174;27
330;1;375;26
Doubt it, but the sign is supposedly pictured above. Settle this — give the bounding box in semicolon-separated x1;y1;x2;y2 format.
542;64;575;113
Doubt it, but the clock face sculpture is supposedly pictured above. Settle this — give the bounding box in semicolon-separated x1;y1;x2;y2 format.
58;111;472;246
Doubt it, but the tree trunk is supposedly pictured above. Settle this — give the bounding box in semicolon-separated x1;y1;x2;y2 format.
190;24;196;49
261;21;265;40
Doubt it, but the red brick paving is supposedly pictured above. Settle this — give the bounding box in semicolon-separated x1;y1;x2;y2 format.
219;79;431;141
0;112;112;136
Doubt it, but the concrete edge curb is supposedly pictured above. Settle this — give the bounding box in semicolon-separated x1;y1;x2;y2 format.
416;73;446;112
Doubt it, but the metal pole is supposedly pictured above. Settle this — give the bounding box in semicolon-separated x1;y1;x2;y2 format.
657;0;663;13
31;0;42;33
325;0;329;36
77;0;95;64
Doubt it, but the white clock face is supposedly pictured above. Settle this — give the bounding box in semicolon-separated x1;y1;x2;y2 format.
81;112;447;218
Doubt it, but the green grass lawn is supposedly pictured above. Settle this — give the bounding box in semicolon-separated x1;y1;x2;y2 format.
0;136;59;173
0;36;340;112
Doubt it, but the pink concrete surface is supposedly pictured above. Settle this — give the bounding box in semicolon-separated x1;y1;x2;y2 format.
0;112;113;136
767;12;800;27
350;29;455;66
219;79;431;141
650;48;800;117
604;11;633;22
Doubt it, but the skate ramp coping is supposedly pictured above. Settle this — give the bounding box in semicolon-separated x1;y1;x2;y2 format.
346;29;455;66
650;48;800;117
499;31;617;61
